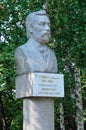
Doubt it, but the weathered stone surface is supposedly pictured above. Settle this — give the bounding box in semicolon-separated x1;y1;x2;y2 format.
16;74;33;98
23;98;54;130
15;38;57;75
15;10;57;76
15;9;59;130
16;73;64;98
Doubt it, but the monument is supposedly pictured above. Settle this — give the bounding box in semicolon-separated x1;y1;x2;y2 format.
15;9;64;130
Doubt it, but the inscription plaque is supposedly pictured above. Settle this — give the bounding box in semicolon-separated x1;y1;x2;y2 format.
33;73;64;97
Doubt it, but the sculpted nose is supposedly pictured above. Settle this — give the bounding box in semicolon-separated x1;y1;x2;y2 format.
45;25;50;32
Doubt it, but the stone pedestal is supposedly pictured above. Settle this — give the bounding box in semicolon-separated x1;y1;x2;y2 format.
23;98;54;130
16;73;64;130
14;9;63;130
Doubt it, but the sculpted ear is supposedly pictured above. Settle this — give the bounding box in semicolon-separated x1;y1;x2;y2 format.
28;24;33;33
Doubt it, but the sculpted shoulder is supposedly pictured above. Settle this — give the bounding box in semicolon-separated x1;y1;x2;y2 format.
14;43;32;75
15;41;32;57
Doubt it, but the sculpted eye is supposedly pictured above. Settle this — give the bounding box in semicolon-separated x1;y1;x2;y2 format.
48;23;50;26
39;22;45;26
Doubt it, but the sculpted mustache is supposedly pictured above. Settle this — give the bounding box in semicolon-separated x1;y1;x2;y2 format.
42;32;51;37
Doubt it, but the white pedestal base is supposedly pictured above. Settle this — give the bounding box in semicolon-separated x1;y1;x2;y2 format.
23;98;54;130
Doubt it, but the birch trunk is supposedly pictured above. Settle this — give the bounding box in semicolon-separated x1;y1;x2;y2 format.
74;68;84;130
59;103;65;130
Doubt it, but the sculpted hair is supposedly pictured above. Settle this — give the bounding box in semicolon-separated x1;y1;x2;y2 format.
25;10;48;39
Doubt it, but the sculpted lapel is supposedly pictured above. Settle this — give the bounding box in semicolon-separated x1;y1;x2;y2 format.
20;43;48;72
15;42;57;74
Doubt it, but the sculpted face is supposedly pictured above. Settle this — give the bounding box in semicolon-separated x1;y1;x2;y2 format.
31;15;51;44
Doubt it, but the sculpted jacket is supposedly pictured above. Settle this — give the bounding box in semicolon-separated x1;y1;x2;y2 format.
15;41;57;75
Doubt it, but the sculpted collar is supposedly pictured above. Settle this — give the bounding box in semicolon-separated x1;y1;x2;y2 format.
28;38;48;53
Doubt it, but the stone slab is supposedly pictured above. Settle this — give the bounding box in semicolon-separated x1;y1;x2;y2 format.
16;73;64;98
33;73;64;97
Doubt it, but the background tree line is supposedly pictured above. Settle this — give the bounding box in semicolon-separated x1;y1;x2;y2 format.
0;0;86;130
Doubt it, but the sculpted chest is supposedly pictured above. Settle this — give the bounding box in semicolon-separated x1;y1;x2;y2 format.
20;44;54;73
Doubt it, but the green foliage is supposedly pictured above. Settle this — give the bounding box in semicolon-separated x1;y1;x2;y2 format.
0;0;86;130
48;0;86;69
48;0;86;129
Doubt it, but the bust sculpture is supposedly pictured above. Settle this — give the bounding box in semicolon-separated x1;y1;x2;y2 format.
15;10;61;130
15;10;57;75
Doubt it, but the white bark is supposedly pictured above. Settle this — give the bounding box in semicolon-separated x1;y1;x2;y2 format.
74;69;84;130
59;103;65;130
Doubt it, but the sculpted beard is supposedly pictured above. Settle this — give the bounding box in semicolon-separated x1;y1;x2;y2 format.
41;31;51;42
